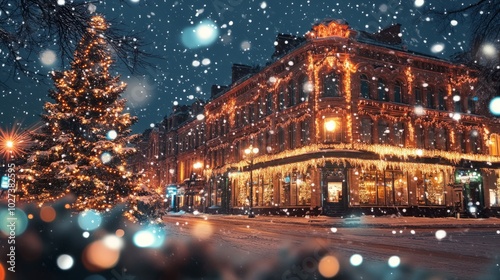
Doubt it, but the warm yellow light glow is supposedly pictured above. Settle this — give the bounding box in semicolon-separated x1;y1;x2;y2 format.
5;140;13;149
193;162;203;169
325;120;336;132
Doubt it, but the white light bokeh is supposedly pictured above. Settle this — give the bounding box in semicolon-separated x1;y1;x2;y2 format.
181;20;219;49
350;254;363;266
57;254;74;270
431;43;445;53
414;0;425;7
40;49;57;66
101;152;112;164
435;230;447;240
388;256;401;268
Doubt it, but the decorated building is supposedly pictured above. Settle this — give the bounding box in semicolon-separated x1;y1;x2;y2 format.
146;20;500;217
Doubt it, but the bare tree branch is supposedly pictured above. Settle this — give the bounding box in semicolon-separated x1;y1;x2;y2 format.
0;0;159;87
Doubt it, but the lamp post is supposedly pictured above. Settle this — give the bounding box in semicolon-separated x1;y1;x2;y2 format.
190;161;202;210
244;145;259;218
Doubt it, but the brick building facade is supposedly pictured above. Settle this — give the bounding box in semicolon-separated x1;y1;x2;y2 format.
135;20;500;217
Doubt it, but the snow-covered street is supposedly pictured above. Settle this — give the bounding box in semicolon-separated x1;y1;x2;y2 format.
164;214;500;279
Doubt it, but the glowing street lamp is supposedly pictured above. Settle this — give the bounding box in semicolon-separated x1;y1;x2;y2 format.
187;161;203;210
244;145;259;218
325;120;336;132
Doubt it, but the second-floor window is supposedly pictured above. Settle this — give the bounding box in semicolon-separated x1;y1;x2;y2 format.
360;74;370;99
377;120;390;144
378;78;388;101
300;119;310;145
299;75;310;103
393;122;405;147
426;87;434;109
278;127;286;151
414;87;422;105
438;89;446;110
279;86;286;111
394;82;402;103
266;92;273;115
323;72;341;97
468;97;477;114
360;118;373;144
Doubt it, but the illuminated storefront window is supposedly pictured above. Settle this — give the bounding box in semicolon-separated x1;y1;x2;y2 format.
414;171;445;206
358;170;377;205
356;169;408;206
280;172;312;206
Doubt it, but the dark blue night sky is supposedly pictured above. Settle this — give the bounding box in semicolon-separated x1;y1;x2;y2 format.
0;0;475;133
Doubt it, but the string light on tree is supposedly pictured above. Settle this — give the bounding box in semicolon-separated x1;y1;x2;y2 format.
18;15;150;218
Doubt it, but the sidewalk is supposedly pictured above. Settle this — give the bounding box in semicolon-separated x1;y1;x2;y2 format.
166;211;500;228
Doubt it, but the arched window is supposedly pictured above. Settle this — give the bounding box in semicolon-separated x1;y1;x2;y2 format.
323;72;341;97
438;89;446;110
299;75;310;102
394;81;402;103
360;74;370;99
360;118;373;144
378;78;388;101
377;120;390;144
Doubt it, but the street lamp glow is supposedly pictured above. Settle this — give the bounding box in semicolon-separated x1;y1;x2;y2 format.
325;120;336;132
244;145;259;218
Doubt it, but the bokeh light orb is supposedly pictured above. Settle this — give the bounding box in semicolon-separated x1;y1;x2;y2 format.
489;97;500;116
482;43;497;58
78;210;102;231
414;0;425;7
100;152;112;164
0;209;29;236
83;240;120;271
106;130;117;140
133;225;166;248
40;206;56;222
191;221;213;240
431;43;445;53
57;254;74;270
350;254;363;266
435;229;447;240
388;255;401;268
102;235;124;250
181;20;219;49
318;255;340;278
40;49;57;66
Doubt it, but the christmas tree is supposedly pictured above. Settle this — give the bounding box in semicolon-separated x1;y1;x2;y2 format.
20;15;142;213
